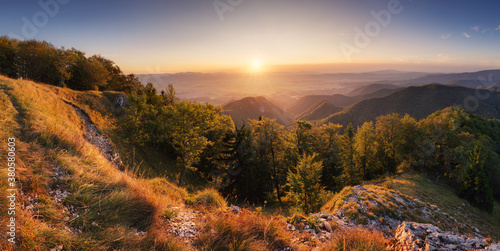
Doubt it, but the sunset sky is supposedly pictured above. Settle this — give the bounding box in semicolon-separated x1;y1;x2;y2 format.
2;0;500;74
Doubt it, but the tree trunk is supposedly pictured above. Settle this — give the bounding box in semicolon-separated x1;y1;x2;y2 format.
178;168;187;187
131;146;135;170
276;183;282;204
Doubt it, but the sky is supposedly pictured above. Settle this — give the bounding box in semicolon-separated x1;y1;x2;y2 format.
1;0;500;74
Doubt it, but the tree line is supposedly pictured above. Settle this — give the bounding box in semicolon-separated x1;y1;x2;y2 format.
123;86;500;213
0;36;143;92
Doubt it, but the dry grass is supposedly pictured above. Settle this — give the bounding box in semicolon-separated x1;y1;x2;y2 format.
389;172;500;238
0;76;190;250
320;227;388;251
188;187;228;209
194;209;294;251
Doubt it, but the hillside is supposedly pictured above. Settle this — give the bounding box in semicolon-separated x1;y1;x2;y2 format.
295;100;343;121
222;96;293;127
407;69;500;85
446;79;500;89
347;83;400;96
323;84;500;127
287;88;398;116
0;75;191;250
322;173;500;237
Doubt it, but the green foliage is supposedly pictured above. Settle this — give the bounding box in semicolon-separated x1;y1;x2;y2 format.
249;117;290;203
286;154;329;214
0;36;143;92
354;122;379;180
459;145;494;212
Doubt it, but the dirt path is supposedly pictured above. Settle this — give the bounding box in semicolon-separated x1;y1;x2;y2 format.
65;101;123;167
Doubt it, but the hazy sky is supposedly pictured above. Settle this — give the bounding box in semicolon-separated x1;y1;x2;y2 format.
2;0;500;74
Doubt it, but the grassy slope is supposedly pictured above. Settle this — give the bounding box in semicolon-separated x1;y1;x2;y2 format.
0;75;295;251
388;172;500;238
0;76;189;250
322;172;500;239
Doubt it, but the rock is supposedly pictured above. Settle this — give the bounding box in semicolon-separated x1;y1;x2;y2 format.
324;222;332;232
303;229;316;235
63;216;70;222
230;205;240;214
487;244;500;250
388;221;497;251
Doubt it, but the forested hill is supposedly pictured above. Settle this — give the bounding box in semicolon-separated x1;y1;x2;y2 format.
222;96;293;127
323;84;500;128
0;36;143;92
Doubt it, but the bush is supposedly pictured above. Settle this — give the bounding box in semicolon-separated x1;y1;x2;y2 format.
189;188;227;209
320;228;388;251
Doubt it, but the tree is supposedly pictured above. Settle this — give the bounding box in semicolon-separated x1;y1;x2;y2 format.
121;93;158;169
313;123;343;190
164;101;231;187
354;122;379;180
250;117;287;204
459;144;494;212
340;123;360;186
375;114;404;173
161;83;180;106
0;36;18;78
295;120;314;155
68;55;110;90
287;154;328;214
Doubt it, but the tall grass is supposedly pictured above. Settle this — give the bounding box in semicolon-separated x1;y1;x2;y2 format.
320;228;388;251
195;209;294;251
0;76;190;250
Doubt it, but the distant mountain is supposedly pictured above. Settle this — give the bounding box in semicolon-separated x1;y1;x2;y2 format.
222;96;293;128
287;88;398;116
347;83;400;96
446;79;500;89
322;84;500;127
295;100;343;121
407;70;500;85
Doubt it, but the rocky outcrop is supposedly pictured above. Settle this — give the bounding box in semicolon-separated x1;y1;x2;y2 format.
388;222;499;251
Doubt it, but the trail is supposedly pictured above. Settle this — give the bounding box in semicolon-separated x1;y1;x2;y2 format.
65;101;123;167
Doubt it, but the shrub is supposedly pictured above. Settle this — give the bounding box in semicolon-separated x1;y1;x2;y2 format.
189;188;227;209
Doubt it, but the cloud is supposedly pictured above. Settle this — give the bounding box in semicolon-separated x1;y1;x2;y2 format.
440;34;450;39
462;32;470;38
482;29;490;33
496;25;500;31
472;25;479;32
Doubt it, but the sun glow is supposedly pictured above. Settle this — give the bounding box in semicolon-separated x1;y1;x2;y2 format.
251;59;262;72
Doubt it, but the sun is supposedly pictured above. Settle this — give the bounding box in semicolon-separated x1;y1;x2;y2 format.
251;59;262;71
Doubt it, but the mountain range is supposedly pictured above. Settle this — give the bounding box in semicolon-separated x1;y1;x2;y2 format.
222;70;500;128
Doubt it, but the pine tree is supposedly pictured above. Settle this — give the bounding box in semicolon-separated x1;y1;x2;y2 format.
459;145;494;213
